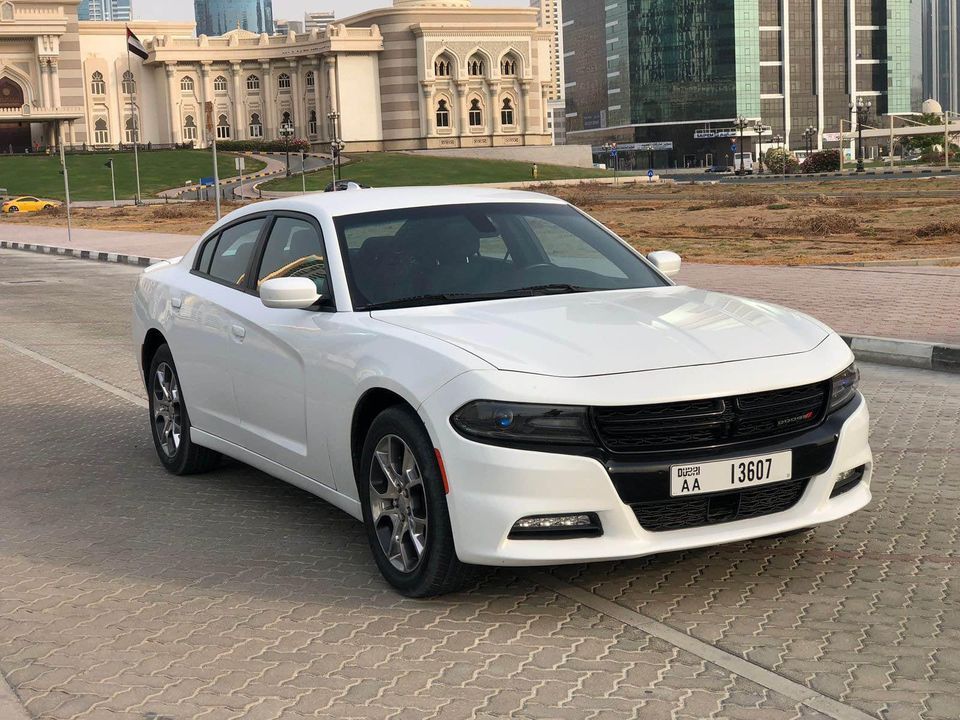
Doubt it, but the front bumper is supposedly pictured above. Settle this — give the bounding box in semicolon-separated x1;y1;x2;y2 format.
428;393;872;567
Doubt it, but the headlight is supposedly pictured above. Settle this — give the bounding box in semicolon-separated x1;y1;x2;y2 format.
829;363;860;411
451;401;594;446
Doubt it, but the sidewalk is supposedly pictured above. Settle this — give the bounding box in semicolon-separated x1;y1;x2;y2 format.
1;224;957;346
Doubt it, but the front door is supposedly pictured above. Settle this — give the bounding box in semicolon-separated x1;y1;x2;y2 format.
0;123;30;153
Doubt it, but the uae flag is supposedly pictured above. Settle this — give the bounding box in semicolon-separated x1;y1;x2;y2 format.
126;27;148;60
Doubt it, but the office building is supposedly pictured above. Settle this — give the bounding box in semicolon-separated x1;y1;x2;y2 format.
0;0;552;153
78;0;132;21
304;11;336;34
914;0;959;112
274;19;305;35
530;0;564;143
194;0;274;37
563;0;913;166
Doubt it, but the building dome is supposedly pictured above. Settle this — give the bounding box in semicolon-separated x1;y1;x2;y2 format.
392;0;472;7
922;98;944;115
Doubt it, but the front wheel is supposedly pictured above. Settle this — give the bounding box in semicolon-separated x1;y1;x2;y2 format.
147;343;221;475
358;406;469;597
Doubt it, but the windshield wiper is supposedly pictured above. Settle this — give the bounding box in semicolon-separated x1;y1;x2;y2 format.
519;284;595;295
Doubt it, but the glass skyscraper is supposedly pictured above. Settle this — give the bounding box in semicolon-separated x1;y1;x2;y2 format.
194;0;274;37
78;0;132;22
913;0;959;112
563;0;913;164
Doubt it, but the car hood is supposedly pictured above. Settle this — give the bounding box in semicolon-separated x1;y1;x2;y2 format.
372;286;830;378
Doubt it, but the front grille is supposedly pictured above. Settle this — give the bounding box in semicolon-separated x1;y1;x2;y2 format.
593;382;829;454
631;479;809;532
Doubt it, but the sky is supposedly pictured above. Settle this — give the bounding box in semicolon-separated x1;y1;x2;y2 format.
136;0;529;23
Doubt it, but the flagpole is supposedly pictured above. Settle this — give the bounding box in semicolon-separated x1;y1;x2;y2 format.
127;46;142;205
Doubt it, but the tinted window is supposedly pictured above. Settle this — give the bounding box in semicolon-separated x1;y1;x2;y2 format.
257;217;328;295
207;218;265;287
197;235;218;274
335;202;666;310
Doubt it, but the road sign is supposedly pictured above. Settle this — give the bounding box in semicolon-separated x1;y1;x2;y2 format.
235;157;245;171
647;169;655;178
200;176;215;187
731;143;737;152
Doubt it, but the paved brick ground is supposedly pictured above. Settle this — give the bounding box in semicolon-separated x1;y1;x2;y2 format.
2;224;958;345
1;250;959;720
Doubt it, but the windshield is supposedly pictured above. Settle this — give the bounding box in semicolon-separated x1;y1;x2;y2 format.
334;202;668;310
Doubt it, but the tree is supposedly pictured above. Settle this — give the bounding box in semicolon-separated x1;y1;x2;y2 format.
764;147;800;174
902;113;945;155
801;149;841;173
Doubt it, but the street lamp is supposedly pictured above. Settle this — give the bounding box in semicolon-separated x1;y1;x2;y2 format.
279;122;295;177
754;122;769;174
734;115;750;175
850;97;872;172
327;111;342;181
601;141;618;183
802;126;816;157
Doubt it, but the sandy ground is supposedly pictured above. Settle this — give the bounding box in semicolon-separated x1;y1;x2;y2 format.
4;178;960;265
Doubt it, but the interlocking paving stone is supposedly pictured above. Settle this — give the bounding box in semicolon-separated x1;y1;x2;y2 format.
1;249;959;719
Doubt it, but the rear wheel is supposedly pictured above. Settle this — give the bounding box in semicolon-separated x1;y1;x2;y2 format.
7;206;18;213
358;406;469;597
147;344;220;475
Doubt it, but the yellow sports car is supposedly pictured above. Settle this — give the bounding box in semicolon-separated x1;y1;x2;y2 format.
1;196;59;213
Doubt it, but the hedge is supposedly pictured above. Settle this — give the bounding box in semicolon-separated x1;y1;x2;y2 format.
216;139;311;153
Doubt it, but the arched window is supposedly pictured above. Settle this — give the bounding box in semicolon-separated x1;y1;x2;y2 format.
122;70;136;94
468;99;482;127
306;71;315;88
278;73;291;90
90;71;105;95
246;74;260;91
93;118;109;144
213;75;227;92
308;110;317;135
216;113;231;139
500;98;515;126
124;116;138;143
249;112;263;138
436;99;450;129
180;76;194;93
183;114;197;141
0;2;13;21
468;55;484;77
500;56;517;76
434;57;451;77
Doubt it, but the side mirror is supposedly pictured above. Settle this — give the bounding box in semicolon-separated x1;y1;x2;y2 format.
647;250;682;278
260;277;322;309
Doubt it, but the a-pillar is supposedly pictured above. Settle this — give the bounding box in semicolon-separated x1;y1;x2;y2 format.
165;64;180;144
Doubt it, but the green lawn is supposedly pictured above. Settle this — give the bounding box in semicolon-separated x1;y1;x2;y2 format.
0;150;266;201
263;152;616;191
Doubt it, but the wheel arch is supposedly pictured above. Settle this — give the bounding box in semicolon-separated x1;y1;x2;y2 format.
141;328;168;384
350;387;420;479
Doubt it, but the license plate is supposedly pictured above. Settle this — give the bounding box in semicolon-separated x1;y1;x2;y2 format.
670;451;792;497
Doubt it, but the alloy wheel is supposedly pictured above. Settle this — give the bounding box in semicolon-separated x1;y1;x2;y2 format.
368;434;428;573
152;362;182;458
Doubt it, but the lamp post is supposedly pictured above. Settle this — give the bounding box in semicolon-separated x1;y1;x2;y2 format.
734;115;750;175
279;123;294;177
803;126;816;157
772;134;783;177
602;141;618;183
850;97;872;172
327;111;342;181
754;122;769;174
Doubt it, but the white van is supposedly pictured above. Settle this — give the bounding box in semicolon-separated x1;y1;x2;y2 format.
733;152;754;174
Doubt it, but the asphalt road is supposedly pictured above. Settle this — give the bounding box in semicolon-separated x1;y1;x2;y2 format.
0;249;958;720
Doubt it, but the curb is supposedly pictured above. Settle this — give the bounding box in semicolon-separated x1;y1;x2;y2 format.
0;240;161;267
2;239;957;374
841;334;960;374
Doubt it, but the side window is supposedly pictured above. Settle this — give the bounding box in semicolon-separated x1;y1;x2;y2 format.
197;234;218;273
207;218;265;287
523;216;627;278
478;235;511;261
257;217;328;296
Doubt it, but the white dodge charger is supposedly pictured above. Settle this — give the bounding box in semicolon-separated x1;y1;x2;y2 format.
133;187;872;596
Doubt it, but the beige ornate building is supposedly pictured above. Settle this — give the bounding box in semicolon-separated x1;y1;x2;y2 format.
0;0;554;152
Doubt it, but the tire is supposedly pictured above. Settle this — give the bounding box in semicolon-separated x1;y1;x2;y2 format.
147;343;221;475
42;204;53;210
7;206;18;213
358;405;469;597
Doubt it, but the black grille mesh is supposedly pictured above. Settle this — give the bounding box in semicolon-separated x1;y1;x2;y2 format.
594;382;829;454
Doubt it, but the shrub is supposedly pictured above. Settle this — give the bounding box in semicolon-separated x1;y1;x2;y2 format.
915;221;960;238
217;138;311;153
763;147;801;174
714;189;778;208
801;150;841;173
798;211;860;235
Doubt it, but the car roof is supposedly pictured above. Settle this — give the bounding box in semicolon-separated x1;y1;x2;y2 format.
211;186;568;232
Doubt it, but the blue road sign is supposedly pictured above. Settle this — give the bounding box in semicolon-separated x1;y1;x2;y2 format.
610;150;618;158
647;169;655;178
731;143;737;152
200;176;215;187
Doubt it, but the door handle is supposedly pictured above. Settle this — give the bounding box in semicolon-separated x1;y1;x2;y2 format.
231;324;246;340
171;297;182;309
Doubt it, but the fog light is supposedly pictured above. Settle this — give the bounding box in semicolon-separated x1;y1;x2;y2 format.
509;512;603;539
830;465;866;498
